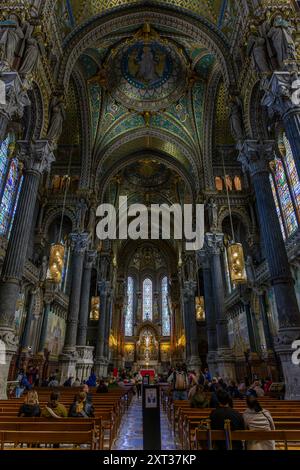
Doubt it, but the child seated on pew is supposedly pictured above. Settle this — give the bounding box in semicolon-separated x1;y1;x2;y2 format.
41;392;68;418
18;391;41;417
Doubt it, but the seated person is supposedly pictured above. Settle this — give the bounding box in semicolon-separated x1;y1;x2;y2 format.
68;392;94;418
228;381;243;399
18;391;41;417
247;380;265;398
209;389;245;450
97;379;109;393
189;384;209;408
41;391;68;418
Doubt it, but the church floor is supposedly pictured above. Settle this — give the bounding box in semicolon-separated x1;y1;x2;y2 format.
113;394;179;450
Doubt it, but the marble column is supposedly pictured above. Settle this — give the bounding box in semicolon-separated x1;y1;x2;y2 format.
104;290;112;360
59;232;89;384
239;140;300;399
77;250;96;346
0;140;54;399
198;249;218;376
205;233;236;381
38;298;52;354
262;72;300;179
183;281;201;372
94;280;110;377
0;72;30;140
20;288;37;351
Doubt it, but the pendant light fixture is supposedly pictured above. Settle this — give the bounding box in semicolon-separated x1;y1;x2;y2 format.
222;151;247;284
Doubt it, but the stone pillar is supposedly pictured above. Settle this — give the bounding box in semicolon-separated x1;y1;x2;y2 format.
262;72;300;179
198;249;218;376
20;288;37;351
0;140;54;399
205;233;235;381
183;281;201;372
104;290;113;361
94;280;110;377
38;298;52;354
0;72;30;140
239;140;300;399
59;232;89;384
77;250;96;346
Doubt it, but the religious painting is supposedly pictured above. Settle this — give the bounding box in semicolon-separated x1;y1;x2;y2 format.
45;310;66;357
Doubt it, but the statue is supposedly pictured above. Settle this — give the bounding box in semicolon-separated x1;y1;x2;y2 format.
18;26;44;76
46;95;66;143
40;256;48;282
245;255;256;286
267;15;297;69
0;14;24;68
76;198;88;232
207;198;218;232
247;27;271;74
229;96;244;143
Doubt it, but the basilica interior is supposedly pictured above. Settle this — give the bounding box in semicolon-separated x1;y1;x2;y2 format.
0;0;300;441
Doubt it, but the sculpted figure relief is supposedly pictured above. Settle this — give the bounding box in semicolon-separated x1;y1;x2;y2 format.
18;25;44;76
0;14;24;68
47;95;66;143
229;96;244;143
267;15;297;70
247;26;271;74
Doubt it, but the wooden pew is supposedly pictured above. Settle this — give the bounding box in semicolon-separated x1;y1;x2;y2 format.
0;430;95;450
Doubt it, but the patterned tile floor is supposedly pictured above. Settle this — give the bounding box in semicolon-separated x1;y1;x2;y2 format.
113;394;178;450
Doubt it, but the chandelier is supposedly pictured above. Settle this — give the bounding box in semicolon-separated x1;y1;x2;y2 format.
195;296;205;321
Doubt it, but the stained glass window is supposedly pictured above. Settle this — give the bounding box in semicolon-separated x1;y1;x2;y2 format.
161;276;170;336
125;276;134;336
0;157;19;236
0;136;10;194
270;174;286;239
143;278;152;321
8;175;23;239
283;134;300;219
273;155;297;236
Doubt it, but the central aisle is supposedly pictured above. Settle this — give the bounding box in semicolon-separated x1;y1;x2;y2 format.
113;394;177;450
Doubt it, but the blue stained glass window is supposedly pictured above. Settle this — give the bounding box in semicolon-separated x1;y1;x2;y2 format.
143;278;152;321
283;134;300;219
161;276;170;336
270;174;286;240
273;155;297;236
125;276;134;336
8;175;23;239
0;157;19;236
0;136;10;193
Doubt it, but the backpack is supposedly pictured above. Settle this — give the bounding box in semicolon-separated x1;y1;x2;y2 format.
175;372;187;391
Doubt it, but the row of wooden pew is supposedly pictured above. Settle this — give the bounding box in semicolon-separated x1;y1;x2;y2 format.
162;389;300;450
0;386;133;450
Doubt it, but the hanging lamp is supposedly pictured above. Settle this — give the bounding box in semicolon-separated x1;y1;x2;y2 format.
222;152;247;284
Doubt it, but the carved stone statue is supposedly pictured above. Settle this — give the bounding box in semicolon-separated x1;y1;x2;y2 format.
267;15;297;69
207;198;218;232
245;255;256;286
0;15;24;68
40;255;48;282
46;95;66;143
76;198;88;232
18;27;44;76
247;27;271;74
229;96;244;142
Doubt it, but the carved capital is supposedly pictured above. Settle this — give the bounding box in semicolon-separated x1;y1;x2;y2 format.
69;232;90;254
197;249;210;269
98;280;110;297
238;140;275;177
84;250;97;269
183;280;197;300
205;232;224;255
0;71;30;121
17;140;55;175
262;72;300;118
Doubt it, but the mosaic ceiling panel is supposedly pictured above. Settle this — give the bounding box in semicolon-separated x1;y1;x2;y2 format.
57;0;237;39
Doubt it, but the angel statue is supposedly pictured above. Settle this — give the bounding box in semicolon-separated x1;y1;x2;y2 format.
18;25;45;76
47;95;66;144
267;15;297;70
0;14;24;69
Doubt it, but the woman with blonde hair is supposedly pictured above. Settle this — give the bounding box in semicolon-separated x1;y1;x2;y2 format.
18;390;41;417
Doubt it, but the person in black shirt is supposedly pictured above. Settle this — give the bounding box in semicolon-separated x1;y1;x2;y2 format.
18;390;41;417
209;389;245;450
